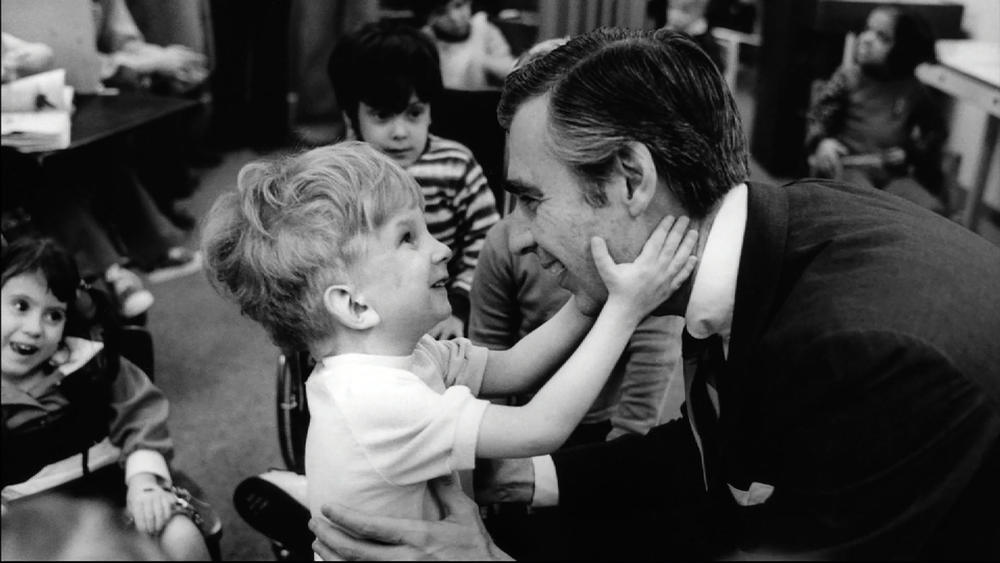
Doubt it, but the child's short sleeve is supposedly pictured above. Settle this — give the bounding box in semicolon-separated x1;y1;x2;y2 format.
335;371;489;486
415;335;489;394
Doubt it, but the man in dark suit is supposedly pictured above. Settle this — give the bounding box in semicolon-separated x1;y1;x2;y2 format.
308;28;1000;560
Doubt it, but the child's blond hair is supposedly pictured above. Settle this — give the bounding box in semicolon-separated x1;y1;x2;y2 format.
202;141;423;350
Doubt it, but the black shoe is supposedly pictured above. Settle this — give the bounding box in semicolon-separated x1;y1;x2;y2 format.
233;476;313;552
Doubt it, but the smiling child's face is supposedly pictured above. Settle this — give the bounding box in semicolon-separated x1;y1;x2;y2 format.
1;271;67;381
350;205;454;338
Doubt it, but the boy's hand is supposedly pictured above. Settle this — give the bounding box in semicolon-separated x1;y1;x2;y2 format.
592;215;697;324
429;315;464;340
126;474;175;535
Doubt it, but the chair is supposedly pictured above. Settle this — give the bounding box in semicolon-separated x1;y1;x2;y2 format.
2;284;224;561
275;350;313;474
710;26;761;93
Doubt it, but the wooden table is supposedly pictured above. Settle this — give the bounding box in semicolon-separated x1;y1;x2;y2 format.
46;92;199;158
916;40;1000;230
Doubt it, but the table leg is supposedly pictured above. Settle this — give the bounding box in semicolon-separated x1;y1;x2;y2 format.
961;115;999;230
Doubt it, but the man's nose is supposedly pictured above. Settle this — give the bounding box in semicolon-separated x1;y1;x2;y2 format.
506;210;536;256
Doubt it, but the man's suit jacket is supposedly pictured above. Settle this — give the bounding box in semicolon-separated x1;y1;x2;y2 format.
551;180;1000;559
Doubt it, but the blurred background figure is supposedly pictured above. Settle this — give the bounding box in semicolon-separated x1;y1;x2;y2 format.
806;4;948;213
1;32;54;83
415;0;515;90
95;0;208;96
657;0;724;70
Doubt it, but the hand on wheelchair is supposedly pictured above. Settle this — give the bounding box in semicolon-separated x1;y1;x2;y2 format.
126;473;175;536
812;137;848;177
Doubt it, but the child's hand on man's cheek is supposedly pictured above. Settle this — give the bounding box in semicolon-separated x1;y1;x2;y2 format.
429;315;464;340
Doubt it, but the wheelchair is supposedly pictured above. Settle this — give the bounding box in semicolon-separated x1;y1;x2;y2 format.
0;276;224;561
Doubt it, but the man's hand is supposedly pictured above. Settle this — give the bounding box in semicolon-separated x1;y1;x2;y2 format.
474;457;535;505
310;475;512;561
428;315;464;340
126;473;175;535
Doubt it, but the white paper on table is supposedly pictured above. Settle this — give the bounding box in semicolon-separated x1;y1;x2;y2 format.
1;68;72;112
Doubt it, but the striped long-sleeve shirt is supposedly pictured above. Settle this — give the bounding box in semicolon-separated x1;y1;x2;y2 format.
407;135;499;321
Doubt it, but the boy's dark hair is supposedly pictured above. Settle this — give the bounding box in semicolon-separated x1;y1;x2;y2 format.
880;6;937;78
327;21;443;136
409;0;454;26
1;237;79;308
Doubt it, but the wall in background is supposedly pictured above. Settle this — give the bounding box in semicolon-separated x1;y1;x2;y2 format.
948;0;999;210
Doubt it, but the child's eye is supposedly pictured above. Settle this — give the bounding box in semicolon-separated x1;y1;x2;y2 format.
46;310;65;323
400;231;413;244
12;298;29;312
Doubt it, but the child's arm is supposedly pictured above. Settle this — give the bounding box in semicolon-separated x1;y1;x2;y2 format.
107;358;176;533
477;295;595;397
476;216;698;458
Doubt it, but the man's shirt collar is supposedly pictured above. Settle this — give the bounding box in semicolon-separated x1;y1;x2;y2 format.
684;183;748;350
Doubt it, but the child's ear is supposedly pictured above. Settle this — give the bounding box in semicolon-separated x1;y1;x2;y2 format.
323;285;380;330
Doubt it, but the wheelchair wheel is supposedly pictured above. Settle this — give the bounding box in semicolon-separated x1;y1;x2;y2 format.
275;350;313;473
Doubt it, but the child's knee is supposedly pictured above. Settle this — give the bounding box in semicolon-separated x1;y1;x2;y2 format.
160;513;210;561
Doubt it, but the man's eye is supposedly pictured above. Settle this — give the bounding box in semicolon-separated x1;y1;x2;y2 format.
519;196;541;212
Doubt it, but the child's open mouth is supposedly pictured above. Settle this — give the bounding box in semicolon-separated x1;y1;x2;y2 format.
10;342;39;356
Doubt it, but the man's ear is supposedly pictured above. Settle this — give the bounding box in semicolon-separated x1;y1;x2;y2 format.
616;142;658;218
323;285;380;330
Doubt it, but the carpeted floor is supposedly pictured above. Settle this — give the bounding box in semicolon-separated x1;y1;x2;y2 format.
147;148;290;562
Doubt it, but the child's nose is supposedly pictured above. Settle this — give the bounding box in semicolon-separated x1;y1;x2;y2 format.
390;118;408;140
21;313;43;335
434;240;453;263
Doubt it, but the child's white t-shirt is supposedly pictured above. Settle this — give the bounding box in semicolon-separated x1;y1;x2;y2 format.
304;335;490;521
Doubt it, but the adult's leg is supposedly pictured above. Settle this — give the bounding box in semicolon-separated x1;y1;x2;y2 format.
34;193;122;280
97;164;184;271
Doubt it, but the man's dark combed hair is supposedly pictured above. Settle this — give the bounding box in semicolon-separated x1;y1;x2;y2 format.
1;237;80;307
327;21;443;130
880;6;937;78
498;27;748;217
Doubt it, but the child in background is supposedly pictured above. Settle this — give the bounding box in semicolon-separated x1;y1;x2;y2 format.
328;22;499;339
202;142;697;525
806;4;947;212
1;237;210;561
413;0;515;91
